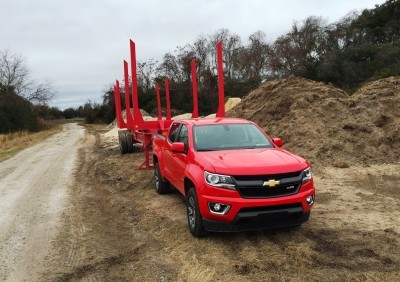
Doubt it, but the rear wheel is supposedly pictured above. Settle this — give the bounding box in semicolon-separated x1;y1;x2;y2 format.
154;163;170;194
186;187;208;237
125;131;134;153
118;131;128;154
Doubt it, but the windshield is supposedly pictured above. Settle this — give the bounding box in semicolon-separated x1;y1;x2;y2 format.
193;124;273;151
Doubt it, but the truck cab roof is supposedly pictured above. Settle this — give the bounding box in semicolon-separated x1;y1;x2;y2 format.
178;118;252;126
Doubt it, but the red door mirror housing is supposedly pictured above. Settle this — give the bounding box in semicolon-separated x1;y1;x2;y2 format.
272;138;283;147
171;142;186;153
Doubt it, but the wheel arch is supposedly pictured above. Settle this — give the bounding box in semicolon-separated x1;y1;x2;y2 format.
153;154;159;165
184;177;196;196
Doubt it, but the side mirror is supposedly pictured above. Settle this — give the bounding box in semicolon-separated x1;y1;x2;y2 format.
272;138;283;147
171;142;186;153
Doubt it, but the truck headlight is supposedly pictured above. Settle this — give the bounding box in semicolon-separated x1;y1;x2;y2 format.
302;167;312;184
204;172;235;190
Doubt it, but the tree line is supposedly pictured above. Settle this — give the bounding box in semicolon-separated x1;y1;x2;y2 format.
0;50;60;133
106;0;398;118
0;49;106;132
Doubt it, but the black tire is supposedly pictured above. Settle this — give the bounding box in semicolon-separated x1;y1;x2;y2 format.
118;131;128;154
186;187;208;237
154;163;170;194
125;131;134;153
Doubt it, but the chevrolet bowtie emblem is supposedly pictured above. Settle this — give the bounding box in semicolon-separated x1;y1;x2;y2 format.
263;180;280;187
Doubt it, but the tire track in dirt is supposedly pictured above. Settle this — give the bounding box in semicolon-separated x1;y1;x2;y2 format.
61;134;94;279
42;129;156;281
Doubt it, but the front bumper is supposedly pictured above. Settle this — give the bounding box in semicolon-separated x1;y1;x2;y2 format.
203;206;310;232
197;180;315;232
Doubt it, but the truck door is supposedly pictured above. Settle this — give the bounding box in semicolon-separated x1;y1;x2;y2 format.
172;124;189;192
163;122;181;184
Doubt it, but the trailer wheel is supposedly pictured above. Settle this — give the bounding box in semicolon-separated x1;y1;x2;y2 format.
186;187;208;237
154;163;170;194
125;131;134;153
118;131;128;154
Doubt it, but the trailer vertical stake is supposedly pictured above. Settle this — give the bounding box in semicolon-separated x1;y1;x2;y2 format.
216;41;225;118
114;81;126;128
123;60;134;129
191;59;199;118
165;77;172;121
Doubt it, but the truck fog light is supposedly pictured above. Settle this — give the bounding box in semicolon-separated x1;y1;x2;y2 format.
208;202;231;215
306;194;314;206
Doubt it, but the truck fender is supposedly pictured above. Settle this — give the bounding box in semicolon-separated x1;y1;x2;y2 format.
152;141;166;176
184;164;203;195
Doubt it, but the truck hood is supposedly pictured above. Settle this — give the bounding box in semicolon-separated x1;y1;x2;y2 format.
198;148;308;175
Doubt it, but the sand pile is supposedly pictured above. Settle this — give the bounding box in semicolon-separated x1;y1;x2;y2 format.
225;97;241;111
227;76;400;167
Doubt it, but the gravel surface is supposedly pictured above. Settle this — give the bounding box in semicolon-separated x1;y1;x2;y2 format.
0;123;84;281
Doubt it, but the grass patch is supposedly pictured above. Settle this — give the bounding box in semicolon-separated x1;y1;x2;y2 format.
0;123;64;161
0;148;21;160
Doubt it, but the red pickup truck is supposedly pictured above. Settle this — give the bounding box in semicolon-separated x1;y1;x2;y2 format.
152;118;315;237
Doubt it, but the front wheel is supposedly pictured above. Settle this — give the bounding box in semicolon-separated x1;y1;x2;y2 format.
186;187;208;237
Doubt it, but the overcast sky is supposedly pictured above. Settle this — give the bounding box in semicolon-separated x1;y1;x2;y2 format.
1;0;386;110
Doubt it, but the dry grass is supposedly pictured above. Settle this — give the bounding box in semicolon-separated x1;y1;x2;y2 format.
0;125;62;161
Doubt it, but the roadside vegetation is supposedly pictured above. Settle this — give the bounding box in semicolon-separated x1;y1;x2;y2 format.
0;123;63;161
0;50;60;133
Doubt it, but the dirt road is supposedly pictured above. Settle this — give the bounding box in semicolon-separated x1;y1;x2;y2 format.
0;123;84;281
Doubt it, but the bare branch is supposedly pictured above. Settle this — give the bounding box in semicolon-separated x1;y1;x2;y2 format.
0;49;55;105
24;80;55;104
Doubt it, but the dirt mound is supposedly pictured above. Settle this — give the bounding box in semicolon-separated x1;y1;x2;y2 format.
227;76;400;167
354;76;400;97
150;107;183;117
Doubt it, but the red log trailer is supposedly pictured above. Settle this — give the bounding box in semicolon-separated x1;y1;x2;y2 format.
113;39;226;170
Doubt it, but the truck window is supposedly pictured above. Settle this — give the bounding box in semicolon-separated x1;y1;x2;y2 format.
193;124;273;151
176;125;188;148
168;123;181;143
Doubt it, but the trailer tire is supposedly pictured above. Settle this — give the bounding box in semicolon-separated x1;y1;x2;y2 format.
125;131;134;153
154;163;170;194
186;187;208;237
118;131;128;154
